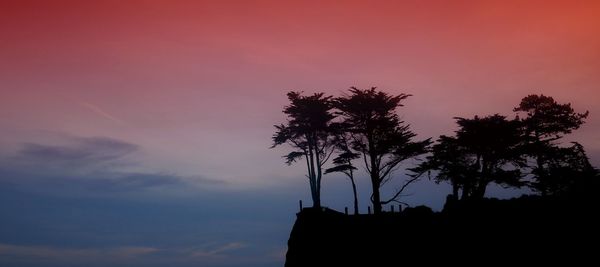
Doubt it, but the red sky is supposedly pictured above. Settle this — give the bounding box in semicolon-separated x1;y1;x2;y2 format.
1;0;599;186
1;2;599;266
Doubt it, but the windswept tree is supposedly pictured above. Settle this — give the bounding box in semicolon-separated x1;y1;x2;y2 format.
411;135;477;200
514;94;589;195
272;92;336;208
335;87;431;214
325;132;361;214
454;115;526;199
540;142;598;197
416;115;526;200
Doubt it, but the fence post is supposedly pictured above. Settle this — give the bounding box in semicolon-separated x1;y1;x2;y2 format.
398;204;402;213
299;200;303;212
345;207;348;215
391;205;395;213
368;206;371;215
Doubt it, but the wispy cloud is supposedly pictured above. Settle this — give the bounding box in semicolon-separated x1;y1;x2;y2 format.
0;243;159;260
79;101;126;125
14;136;139;169
0;242;250;266
189;242;246;258
0;135;224;194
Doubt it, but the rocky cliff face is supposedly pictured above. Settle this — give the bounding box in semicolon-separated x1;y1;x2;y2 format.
285;196;599;266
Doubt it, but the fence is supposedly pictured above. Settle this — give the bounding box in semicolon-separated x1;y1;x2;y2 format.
299;200;403;215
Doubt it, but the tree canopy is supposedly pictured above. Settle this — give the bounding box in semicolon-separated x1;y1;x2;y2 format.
514;94;589;195
334;87;431;214
272;91;337;208
416;115;526;200
272;89;596;212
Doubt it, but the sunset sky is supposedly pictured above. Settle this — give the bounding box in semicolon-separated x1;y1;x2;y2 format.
1;1;599;266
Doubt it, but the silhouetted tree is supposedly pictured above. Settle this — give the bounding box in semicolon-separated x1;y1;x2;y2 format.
416;115;526;200
325;132;361;214
542;142;598;197
272;92;336;208
411;135;477;200
455;115;526;199
335;87;431;214
514;94;589;195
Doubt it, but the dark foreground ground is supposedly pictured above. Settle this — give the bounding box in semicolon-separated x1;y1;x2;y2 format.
285;195;599;266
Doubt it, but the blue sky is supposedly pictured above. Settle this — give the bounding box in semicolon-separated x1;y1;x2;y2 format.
0;135;296;267
0;134;532;267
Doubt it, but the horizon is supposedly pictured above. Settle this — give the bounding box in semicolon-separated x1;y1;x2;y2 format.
1;1;599;266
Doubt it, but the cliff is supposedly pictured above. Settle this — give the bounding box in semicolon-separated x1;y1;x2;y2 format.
285;196;599;266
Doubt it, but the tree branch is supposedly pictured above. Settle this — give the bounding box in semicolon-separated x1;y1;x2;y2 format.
320;145;336;166
381;175;421;205
362;151;371;173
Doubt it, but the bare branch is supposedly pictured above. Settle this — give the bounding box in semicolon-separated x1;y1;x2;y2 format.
320;145;336;166
381;175;421;205
362;151;371;173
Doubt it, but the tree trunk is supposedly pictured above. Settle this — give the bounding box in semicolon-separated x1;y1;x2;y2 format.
461;175;473;200
309;179;318;208
304;151;318;208
315;141;323;208
350;176;359;214
452;182;459;199
472;155;487;200
474;183;487;199
306;138;320;208
313;191;321;208
474;171;487;199
368;136;382;214
371;176;382;214
536;155;547;196
534;133;548;196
